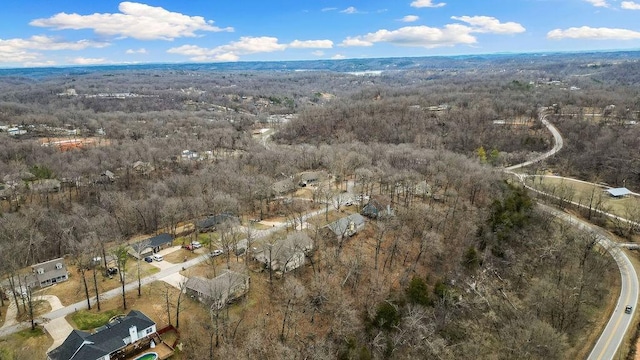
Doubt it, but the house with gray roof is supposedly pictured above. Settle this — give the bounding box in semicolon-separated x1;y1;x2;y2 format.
128;233;174;259
26;257;69;289
185;270;250;309
361;195;394;219
254;232;314;273
323;213;366;241
196;213;238;233
47;310;157;360
272;178;296;196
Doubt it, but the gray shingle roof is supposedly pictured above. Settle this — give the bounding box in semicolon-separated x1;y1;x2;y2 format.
47;310;155;360
325;213;366;236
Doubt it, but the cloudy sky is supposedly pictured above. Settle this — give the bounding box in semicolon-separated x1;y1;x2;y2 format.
1;0;640;67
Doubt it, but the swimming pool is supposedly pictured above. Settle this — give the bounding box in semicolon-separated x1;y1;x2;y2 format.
133;352;158;360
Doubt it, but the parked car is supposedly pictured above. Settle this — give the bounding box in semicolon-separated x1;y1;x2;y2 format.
183;244;194;251
144;256;153;263
625;305;633;314
191;241;202;249
152;254;164;262
211;249;224;257
106;267;119;275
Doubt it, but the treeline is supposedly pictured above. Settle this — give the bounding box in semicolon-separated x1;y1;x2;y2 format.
0;54;633;359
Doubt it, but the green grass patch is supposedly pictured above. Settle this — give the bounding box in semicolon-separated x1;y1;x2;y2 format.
70;309;122;330
17;327;44;338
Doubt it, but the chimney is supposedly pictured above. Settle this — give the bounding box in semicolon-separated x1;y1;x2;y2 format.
129;326;139;343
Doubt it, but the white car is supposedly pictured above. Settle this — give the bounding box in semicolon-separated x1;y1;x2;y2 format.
152;254;164;262
211;249;224;257
191;241;202;249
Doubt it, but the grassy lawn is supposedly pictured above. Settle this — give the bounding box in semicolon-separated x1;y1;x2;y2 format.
525;176;640;220
70;308;122;330
306;208;358;227
38;260;160;307
0;327;49;360
164;248;200;263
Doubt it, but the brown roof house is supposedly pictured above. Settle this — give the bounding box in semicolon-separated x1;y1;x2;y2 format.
185;270;250;309
26;258;69;289
254;232;314;273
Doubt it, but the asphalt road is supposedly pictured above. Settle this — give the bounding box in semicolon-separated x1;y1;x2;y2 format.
505;110;563;171
507;110;638;360
535;204;638;360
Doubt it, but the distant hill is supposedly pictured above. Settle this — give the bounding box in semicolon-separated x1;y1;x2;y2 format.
2;50;640;79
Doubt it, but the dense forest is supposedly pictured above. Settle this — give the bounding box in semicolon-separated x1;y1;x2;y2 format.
0;52;638;359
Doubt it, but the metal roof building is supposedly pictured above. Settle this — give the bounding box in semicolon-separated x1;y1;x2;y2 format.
606;187;631;198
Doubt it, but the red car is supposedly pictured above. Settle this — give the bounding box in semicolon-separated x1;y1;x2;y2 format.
183;244;194;250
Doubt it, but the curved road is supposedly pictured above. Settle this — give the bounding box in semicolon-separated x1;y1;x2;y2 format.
506;110;563;171
508;109;638;360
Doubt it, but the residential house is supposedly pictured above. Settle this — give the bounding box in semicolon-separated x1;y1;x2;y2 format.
361;195;394;219
254;232;314;273
26;258;69;289
272;178;296;196
297;171;325;187
196;213;238;233
185;270;250;309
323;213;366;241
128;233;174;259
47;310;157;360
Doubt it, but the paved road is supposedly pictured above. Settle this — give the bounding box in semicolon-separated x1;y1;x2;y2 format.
0;206;329;339
505;110;563;171
537;204;638;360
507;110;638;360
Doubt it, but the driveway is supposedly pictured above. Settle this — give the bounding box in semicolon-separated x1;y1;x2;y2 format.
160;273;189;290
148;246;183;270
1;298;18;329
44;317;73;352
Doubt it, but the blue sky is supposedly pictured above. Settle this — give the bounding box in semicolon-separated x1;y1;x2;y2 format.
1;0;640;67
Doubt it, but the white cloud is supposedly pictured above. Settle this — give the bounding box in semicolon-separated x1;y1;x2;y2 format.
168;36;332;62
126;48;147;54
621;1;640;9
71;57;107;65
312;50;325;56
321;7;338;12
400;15;420;23
23;60;57;67
341;18;524;49
451;16;525;34
332;54;346;59
548;26;640;40
341;37;375;47
340;7;359;14
289;40;333;49
584;0;609;7
0;35;109;63
30;1;233;41
410;0;446;8
341;25;476;48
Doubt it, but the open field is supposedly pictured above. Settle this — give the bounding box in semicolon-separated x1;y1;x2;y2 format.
525;176;640;221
